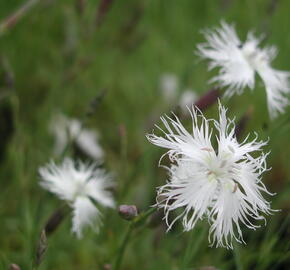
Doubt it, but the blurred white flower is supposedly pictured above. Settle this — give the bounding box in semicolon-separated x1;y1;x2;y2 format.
39;158;115;238
179;89;198;113
147;102;273;248
160;73;179;103
50;114;104;160
197;21;290;118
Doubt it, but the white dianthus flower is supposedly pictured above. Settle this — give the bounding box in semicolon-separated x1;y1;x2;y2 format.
179;89;198;114
160;73;179;104
147;103;273;248
197;21;290;119
50;114;104;160
39;158;115;238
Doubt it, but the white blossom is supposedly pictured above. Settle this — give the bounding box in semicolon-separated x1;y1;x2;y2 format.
197;21;290;119
160;73;179;104
39;158;115;238
147;103;273;248
50;114;104;160
179;89;198;114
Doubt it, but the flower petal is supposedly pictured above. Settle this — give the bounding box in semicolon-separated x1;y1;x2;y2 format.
197;21;255;96
257;64;290;119
72;197;101;238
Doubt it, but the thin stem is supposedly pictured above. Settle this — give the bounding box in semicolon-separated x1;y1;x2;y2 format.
112;207;157;270
181;226;207;270
233;241;243;270
133;207;156;227
112;223;134;270
0;0;40;36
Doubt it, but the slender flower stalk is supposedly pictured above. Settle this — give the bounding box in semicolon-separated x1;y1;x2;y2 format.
0;0;40;36
113;207;156;270
39;158;115;238
147;102;274;248
181;226;207;270
197;21;290;119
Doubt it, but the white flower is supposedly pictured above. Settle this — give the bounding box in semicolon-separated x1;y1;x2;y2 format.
179;89;198;114
50;114;104;160
147;103;273;248
160;73;179;103
39;158;115;238
197;21;290;119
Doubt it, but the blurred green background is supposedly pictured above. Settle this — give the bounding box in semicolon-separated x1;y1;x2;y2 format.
0;0;290;269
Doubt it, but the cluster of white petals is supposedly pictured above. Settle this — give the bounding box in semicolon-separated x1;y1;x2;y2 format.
159;73;198;112
147;103;273;248
39;158;115;238
179;89;198;113
197;21;290;119
160;73;179;103
50;114;104;160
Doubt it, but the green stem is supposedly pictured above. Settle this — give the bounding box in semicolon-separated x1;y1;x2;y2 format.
0;0;40;36
181;226;207;270
233;242;243;270
112;207;157;270
133;207;156;227
112;223;134;270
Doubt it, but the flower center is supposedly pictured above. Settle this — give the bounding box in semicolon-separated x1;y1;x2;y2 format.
72;178;88;199
201;147;239;193
206;157;239;193
240;43;267;70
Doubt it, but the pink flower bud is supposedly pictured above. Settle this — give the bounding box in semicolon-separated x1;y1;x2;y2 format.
118;205;138;221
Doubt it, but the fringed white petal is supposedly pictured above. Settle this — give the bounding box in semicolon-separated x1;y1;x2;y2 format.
50;114;104;160
215;103;267;162
39;159;115;238
146;109;214;164
257;65;290;119
197;21;255;96
209;186;254;249
148;102;274;248
85;169;115;208
198;21;290;118
72;197;101;238
39;159;79;201
157;162;218;231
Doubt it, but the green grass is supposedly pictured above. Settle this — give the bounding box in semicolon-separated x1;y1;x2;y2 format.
0;0;290;269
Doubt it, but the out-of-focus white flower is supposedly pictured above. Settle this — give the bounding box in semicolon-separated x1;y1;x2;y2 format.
179;89;198;113
147;102;273;248
50;114;104;160
197;21;290;119
39;158;115;238
160;73;179;103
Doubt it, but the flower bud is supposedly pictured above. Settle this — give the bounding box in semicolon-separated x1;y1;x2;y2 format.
194;88;219;111
9;264;21;270
199;267;219;270
103;264;112;270
118;205;138;221
96;0;114;27
45;205;68;236
35;230;47;266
